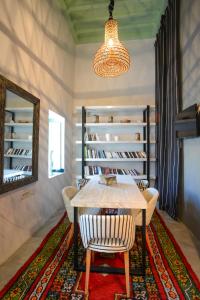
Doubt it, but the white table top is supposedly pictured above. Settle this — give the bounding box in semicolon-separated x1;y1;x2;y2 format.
71;175;147;209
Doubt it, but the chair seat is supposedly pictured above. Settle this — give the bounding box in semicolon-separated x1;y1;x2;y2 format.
88;238;128;253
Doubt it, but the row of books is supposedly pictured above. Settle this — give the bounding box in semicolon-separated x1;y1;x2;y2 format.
85;132;100;141
5;148;32;156
84;147;146;159
4;174;26;184
84;165;141;176
14;165;32;171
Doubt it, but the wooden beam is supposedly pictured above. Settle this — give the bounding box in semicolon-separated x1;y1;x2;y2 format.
59;0;167;44
76;22;157;36
72;11;161;25
68;0;166;14
77;25;156;44
73;12;161;32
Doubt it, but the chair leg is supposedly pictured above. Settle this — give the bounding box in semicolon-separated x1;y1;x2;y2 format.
66;223;74;249
91;251;95;264
124;251;130;298
146;230;154;257
85;249;91;297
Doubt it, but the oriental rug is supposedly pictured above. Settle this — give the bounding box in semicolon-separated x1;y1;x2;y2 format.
0;211;199;300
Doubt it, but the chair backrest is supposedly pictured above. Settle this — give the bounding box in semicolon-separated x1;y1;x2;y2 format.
79;214;135;251
62;186;78;223
135;187;159;226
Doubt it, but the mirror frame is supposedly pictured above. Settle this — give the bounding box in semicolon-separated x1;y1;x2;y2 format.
0;75;40;194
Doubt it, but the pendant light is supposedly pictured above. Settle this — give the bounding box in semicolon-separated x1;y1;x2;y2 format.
93;0;130;77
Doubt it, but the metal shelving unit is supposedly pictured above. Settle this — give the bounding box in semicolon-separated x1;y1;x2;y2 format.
75;105;156;184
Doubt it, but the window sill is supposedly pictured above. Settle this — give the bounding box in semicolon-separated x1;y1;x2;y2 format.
49;171;64;179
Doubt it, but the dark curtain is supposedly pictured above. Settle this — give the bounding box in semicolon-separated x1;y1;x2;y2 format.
155;0;181;219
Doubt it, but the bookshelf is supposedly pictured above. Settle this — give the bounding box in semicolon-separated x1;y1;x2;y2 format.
76;141;156;144
4;154;32;159
76;122;149;127
4;106;33;182
4;123;33;126
74;105;156;185
76;158;156;162
4;139;32;142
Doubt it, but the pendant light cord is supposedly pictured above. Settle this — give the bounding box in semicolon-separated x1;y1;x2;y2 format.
108;0;114;19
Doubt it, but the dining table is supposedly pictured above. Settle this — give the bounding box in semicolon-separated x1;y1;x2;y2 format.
70;174;147;276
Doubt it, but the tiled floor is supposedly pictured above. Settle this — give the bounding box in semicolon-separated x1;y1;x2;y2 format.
0;208;200;290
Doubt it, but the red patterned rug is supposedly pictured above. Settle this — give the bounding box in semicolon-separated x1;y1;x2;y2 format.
0;210;200;300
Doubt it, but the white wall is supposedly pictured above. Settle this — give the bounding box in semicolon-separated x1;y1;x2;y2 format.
74;39;155;106
180;0;200;240
0;0;75;264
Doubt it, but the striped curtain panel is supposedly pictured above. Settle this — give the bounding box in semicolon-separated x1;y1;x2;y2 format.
155;0;181;219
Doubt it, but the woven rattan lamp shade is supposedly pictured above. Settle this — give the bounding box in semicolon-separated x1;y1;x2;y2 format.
93;19;130;77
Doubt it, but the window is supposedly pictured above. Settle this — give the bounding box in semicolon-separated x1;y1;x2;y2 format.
48;110;65;178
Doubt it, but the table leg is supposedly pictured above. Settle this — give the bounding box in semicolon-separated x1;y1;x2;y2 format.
142;209;146;277
74;207;78;270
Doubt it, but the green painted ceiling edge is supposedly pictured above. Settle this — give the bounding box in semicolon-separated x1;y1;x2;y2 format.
54;0;167;44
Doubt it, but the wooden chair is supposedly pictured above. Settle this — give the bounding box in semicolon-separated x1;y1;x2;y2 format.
131;187;159;256
79;214;135;298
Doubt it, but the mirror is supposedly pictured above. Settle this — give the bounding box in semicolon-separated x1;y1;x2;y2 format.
0;75;40;194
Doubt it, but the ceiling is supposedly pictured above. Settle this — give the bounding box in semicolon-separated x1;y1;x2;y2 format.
55;0;167;44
